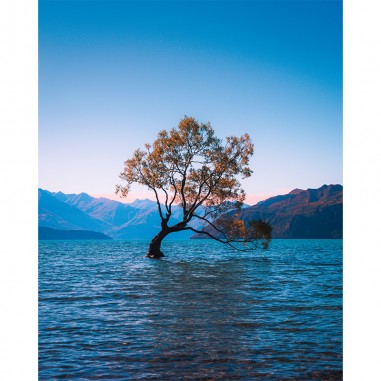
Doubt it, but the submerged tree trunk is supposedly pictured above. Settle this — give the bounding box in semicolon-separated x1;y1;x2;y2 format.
146;229;169;259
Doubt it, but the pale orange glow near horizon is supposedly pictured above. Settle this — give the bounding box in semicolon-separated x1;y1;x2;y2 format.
91;187;292;206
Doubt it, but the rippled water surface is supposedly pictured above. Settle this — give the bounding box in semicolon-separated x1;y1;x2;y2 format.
39;239;342;380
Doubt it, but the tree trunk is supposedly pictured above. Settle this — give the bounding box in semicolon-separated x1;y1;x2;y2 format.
146;230;168;259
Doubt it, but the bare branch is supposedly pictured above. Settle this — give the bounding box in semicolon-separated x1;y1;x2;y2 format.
182;227;259;252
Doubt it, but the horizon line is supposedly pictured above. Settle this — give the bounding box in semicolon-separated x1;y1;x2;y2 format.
39;183;343;207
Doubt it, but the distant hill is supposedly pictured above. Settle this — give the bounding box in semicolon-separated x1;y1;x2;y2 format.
192;184;343;239
129;198;158;210
56;192;140;227
38;189;110;232
39;227;112;240
39;185;342;240
39;189;203;239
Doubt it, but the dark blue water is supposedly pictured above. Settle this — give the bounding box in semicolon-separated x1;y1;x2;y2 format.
39;239;342;380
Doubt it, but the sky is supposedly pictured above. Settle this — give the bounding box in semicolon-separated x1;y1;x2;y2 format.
39;0;343;204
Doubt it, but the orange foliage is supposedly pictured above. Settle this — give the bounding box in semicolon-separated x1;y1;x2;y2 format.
116;116;271;251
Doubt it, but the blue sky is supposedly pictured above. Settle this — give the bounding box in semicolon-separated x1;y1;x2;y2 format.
39;0;342;203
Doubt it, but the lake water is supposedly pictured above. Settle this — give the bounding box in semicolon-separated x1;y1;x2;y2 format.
39;239;342;380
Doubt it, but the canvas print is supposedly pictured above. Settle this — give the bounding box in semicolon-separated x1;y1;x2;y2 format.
39;1;343;379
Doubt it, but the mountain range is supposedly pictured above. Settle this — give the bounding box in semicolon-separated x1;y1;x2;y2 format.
192;184;343;239
38;189;203;240
38;184;342;240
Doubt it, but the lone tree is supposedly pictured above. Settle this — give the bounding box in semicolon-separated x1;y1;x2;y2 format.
116;116;271;258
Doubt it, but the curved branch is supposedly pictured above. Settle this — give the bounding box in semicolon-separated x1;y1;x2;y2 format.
150;186;165;221
192;213;229;237
168;175;178;212
160;186;170;214
135;166;164;221
182;227;258;252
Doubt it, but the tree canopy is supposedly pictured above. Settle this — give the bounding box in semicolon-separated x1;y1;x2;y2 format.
116;116;271;258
